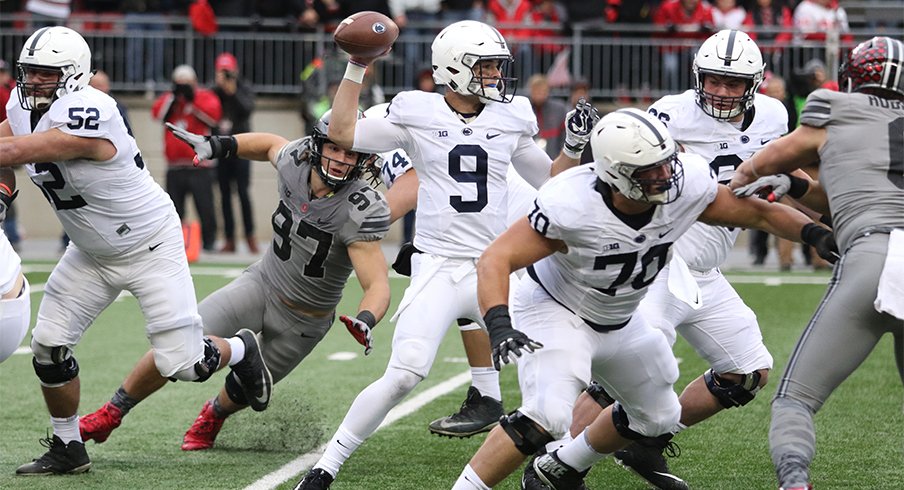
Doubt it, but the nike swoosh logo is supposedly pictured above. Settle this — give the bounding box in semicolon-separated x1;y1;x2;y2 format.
486;133;501;140
255;372;269;404
658;229;672;238
336;440;350;449
300;332;317;339
148;242;163;251
760;139;771;145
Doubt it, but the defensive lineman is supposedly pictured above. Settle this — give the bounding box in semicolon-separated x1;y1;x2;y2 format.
1;26;270;475
731;36;904;490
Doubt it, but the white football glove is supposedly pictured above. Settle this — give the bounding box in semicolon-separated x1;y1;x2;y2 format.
563;97;601;159
166;122;214;161
732;174;792;202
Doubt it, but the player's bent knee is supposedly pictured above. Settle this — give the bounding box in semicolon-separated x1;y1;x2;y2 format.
164;337;221;382
389;339;432;378
31;343;79;387
500;410;553;455
612;402;678;440
704;368;764;408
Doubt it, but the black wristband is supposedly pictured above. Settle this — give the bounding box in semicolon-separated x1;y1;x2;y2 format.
356;310;377;329
786;174;810;199
483;305;512;332
800;222;829;246
209;135;238;160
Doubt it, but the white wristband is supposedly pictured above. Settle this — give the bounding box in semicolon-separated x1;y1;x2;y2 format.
344;62;366;84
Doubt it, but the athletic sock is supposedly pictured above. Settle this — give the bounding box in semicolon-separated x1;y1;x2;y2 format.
470;367;501;401
111;385;140;415
51;414;81;444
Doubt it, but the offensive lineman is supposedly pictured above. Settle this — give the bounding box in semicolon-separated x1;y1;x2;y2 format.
730;36;904;490
554;29;793;490
295;19;598;489
456;108;838;490
77;111;391;452
1;26;270;475
0;167;29;364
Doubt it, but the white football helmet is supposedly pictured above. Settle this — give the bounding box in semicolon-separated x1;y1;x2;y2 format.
591;108;683;204
362;102;390;119
431;20;516;103
693;29;765;120
16;26;93;111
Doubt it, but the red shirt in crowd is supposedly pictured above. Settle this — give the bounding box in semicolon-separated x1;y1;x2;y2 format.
654;0;714;52
151;88;221;167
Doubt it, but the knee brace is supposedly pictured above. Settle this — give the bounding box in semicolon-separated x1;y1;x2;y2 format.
457;318;481;332
611;402;647;440
500;410;553;455
585;382;615;408
169;337;221;382
31;344;79;387
224;371;249;406
704;368;762;408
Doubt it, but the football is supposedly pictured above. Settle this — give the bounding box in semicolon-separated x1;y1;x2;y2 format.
333;11;399;59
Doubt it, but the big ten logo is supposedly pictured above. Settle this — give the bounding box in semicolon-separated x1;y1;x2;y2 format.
435;130;449;138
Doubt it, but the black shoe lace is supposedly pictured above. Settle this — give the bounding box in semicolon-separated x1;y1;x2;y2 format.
663;441;681;458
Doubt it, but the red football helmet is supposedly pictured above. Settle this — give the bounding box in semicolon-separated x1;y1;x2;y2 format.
839;36;904;97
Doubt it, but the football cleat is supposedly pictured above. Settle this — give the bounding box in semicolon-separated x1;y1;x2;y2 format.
428;386;504;438
531;450;588;490
294;468;334;490
182;400;227;451
230;329;273;412
522;453;589;490
16;434;91;475
79;402;123;443
614;439;688;490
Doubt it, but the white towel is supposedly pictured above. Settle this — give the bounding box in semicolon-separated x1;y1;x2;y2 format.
668;253;703;310
874;229;904;320
391;253;447;323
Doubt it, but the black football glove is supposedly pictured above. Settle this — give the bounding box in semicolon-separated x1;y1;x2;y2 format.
484;305;543;371
563;97;601;159
801;223;840;264
0;189;18;223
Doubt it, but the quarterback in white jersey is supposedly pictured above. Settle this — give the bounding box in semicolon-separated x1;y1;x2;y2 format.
453;109;837;490
296;20;599;489
1;27;271;476
0;168;29;364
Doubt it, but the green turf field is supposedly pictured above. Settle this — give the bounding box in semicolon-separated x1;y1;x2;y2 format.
1;264;901;489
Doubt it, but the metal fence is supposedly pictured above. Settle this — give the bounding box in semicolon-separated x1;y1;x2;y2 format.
1;13;901;102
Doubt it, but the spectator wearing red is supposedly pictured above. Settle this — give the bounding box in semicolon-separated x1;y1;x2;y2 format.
743;0;793;46
654;0;714;91
0;60;14;122
792;0;852;43
152;64;222;252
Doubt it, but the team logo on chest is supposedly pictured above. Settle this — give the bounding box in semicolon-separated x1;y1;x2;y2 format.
740;135;750;144
462;127;473;136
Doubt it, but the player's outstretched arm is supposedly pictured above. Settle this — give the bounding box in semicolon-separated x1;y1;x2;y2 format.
700;186;839;262
730;124;826;189
166;123;288;166
0;128;115;167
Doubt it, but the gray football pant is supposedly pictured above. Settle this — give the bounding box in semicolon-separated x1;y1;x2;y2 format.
770;232;903;485
199;265;333;383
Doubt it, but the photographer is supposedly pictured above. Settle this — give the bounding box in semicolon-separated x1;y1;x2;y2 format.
212;52;257;254
152;64;222;252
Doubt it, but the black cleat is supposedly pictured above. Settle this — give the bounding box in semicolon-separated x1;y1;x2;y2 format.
231;329;273;412
428;386;504;438
16;434;91;476
614;439;689;490
531;450;587;490
294;468;334;490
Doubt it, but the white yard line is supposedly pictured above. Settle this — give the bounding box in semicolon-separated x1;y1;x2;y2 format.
244;370;473;490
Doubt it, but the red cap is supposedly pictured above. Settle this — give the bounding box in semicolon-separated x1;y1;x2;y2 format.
215;52;238;72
